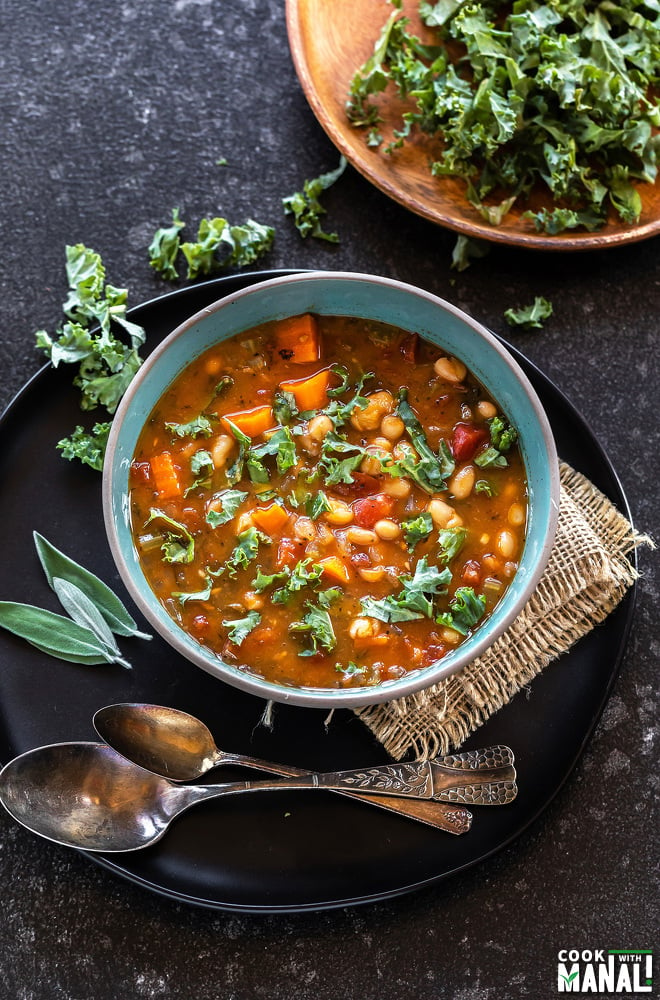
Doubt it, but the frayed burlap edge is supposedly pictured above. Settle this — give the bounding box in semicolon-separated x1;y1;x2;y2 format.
353;461;654;761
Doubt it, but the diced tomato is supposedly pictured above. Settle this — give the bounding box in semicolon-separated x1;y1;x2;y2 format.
352;494;395;528
276;537;306;568
350;552;371;568
461;560;482;587
451;422;488;462
421;644;447;667
399;332;418;363
191;615;210;635
332;472;381;498
130;460;152;486
180;506;204;532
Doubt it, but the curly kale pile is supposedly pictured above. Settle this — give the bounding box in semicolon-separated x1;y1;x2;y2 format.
347;0;660;233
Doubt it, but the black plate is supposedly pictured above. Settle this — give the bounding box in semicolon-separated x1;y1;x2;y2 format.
0;271;636;913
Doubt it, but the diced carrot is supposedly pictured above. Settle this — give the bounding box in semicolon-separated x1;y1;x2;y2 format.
276;537;306;568
149;452;181;498
250;503;290;534
273;313;321;364
280;368;331;412
222;405;276;438
318;555;352;585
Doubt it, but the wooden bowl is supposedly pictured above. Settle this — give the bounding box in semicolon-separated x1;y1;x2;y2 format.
286;0;660;251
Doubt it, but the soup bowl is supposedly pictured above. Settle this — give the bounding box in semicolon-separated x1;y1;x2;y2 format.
103;271;559;709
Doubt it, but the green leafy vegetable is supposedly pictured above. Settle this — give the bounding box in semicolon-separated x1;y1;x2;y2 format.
361;557;452;622
56;422;111;472
451;235;491;272
474;446;508;469
306;491;332;520
475;479;495;496
504;297;554;329
185;449;215;496
148;207;185;280
254;559;325;603
282;156;347;242
273;389;298;425
489;416;518;452
250;426;298;476
173;577;214;605
437;527;467;563
272;559;324;604
324;370;376;426
222;610;261;645
317;587;342;609
436;587;487;635
290;602;337;655
393;389;454;492
205;489;248;528
0;602;130;667
402;512;434;551
33;531;150;639
35;244;147;468
225;527;271;576
165;415;214;439
347;0;660;234
149;212;275;281
146;509;195;564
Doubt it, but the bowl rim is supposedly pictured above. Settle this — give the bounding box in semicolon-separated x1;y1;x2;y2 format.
103;270;560;708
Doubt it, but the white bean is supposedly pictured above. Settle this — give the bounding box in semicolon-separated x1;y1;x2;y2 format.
374;518;401;541
496;529;517;559
433;357;467;382
449;465;475;500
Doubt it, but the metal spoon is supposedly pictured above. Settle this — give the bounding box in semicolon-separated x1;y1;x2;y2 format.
0;741;517;852
94;703;515;828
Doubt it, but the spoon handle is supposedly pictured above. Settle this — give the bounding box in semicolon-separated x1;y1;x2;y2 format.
220;753;473;834
183;760;517;806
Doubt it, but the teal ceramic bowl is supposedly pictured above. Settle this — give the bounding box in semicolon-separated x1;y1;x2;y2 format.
103;272;560;709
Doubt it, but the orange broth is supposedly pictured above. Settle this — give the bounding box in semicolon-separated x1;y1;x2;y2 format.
129;314;528;689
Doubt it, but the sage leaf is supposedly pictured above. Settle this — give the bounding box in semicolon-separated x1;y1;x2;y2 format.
33;531;151;639
0;601;120;665
52;577;122;654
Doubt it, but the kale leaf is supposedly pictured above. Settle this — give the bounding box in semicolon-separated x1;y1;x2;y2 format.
282;156;347;242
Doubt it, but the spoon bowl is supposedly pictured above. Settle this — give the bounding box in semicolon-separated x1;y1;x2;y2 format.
94;703;223;782
0;742;181;852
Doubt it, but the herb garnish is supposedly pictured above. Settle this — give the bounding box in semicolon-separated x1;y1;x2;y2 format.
149;210;275;281
224;527;271;576
361;557;452;622
146;509;195;564
393;389;455;492
347;0;660;234
205;489;249;528
165;415;214;439
402;512;434;551
290;602;337;655
436;587;487;635
504;297;554;330
0;533;151;667
282;156;347;242
35;244;147;470
222;610;262;645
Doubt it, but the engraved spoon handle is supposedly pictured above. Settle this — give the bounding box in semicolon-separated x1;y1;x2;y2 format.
218;753;472;834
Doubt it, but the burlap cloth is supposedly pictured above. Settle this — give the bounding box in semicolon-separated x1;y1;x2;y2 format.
353;461;652;761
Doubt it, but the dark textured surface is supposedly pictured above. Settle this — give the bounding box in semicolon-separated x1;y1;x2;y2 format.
1;1;658;998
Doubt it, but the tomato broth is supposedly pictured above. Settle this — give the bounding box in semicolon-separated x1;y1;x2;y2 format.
129;314;528;690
